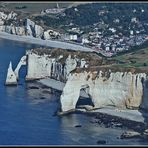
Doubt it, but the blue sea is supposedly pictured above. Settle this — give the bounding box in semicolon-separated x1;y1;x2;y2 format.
0;38;147;145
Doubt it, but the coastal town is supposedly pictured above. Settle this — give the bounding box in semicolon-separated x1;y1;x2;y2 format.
49;26;148;57
0;2;147;57
37;3;148;57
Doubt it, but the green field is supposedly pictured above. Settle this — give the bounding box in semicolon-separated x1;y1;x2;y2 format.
110;47;148;69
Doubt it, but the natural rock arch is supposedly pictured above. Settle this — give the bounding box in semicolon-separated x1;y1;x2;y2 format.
5;56;27;85
76;84;95;110
14;55;27;79
60;77;95;112
60;71;147;113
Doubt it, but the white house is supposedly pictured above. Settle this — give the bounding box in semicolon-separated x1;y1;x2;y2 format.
105;46;110;51
82;38;89;44
141;9;144;13
70;34;78;41
130;30;134;35
131;17;137;23
109;28;116;33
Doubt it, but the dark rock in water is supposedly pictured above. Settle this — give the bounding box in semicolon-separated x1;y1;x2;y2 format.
57;109;76;116
116;123;123;127
120;131;141;139
5;83;17;86
28;86;40;89
75;125;82;128
97;140;106;145
41;85;50;89
40;97;46;100
113;123;123;128
42;90;52;94
91;112;146;132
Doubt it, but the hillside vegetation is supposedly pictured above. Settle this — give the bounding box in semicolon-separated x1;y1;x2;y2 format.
34;3;148;35
110;47;148;69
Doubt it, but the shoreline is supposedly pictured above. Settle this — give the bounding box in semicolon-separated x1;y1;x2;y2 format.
0;32;93;52
38;78;90;98
38;78;146;124
1;31;146;125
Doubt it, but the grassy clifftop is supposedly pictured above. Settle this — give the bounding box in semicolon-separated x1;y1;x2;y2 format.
74;66;148;75
31;48;103;65
110;47;148;69
31;47;148;73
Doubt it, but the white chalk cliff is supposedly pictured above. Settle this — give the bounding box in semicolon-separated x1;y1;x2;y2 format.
5;47;148;116
64;55;77;78
25;48;88;81
0;12;60;40
26;50;53;80
5;61;17;85
5;56;27;85
0;11;17;20
60;70;148;112
14;55;27;79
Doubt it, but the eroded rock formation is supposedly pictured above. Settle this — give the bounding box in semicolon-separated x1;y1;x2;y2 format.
26;50;53;80
60;68;148;112
25;48;95;81
5;47;148;116
5;61;17;85
0;11;17;20
6;56;27;85
0;12;60;40
14;55;27;79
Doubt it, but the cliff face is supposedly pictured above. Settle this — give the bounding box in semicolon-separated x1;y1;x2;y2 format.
26;50;53;80
5;61;17;85
140;79;148;110
25;48;88;81
25;48;104;82
5;56;27;85
5;46;148;114
0;11;17;21
0;18;44;37
60;70;148;112
24;48;148;113
0;11;60;40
